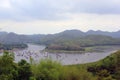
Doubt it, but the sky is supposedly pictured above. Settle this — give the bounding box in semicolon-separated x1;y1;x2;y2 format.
0;0;120;34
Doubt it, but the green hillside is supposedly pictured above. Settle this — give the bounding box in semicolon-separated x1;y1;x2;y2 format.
45;34;120;52
0;30;120;51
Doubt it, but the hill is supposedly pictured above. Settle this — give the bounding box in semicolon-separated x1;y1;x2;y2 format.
86;50;120;80
87;30;120;38
0;29;120;50
39;30;120;51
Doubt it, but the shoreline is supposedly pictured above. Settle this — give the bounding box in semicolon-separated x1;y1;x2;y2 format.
44;45;120;54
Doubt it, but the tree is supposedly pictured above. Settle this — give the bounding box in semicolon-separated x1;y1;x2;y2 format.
32;59;63;80
18;59;32;80
0;51;18;80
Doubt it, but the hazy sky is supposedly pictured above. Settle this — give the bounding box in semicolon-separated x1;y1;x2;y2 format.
0;0;120;34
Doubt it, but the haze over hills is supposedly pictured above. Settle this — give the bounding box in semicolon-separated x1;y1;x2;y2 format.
86;30;120;38
0;32;44;44
0;29;120;44
0;29;120;50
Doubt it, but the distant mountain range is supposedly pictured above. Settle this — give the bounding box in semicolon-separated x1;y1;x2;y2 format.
86;30;120;38
0;29;120;44
53;29;120;38
0;29;120;50
0;32;44;44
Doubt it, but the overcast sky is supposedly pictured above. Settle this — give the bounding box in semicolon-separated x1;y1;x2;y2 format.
0;0;120;34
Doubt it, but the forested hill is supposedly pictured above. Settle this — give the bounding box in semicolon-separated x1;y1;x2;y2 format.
0;30;120;43
0;30;120;50
56;29;120;38
37;30;120;51
0;32;44;44
86;30;120;38
0;32;44;50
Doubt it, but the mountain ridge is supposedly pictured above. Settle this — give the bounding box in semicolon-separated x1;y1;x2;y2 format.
1;29;120;37
0;29;120;44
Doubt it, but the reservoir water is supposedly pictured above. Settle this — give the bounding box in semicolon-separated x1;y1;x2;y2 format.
1;44;120;65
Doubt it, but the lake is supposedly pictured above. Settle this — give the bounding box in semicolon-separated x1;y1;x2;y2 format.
1;44;120;65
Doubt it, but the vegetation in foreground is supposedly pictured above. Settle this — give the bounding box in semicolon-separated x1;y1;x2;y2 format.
0;50;120;80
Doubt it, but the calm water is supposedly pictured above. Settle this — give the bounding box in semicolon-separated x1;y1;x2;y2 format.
1;44;120;65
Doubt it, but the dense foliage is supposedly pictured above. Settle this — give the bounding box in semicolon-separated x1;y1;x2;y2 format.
87;50;120;80
31;59;96;80
0;51;32;80
0;50;120;80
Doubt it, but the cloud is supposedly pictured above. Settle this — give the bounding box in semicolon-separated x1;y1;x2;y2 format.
71;0;120;14
1;13;120;34
0;0;70;21
10;0;64;20
0;0;120;21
